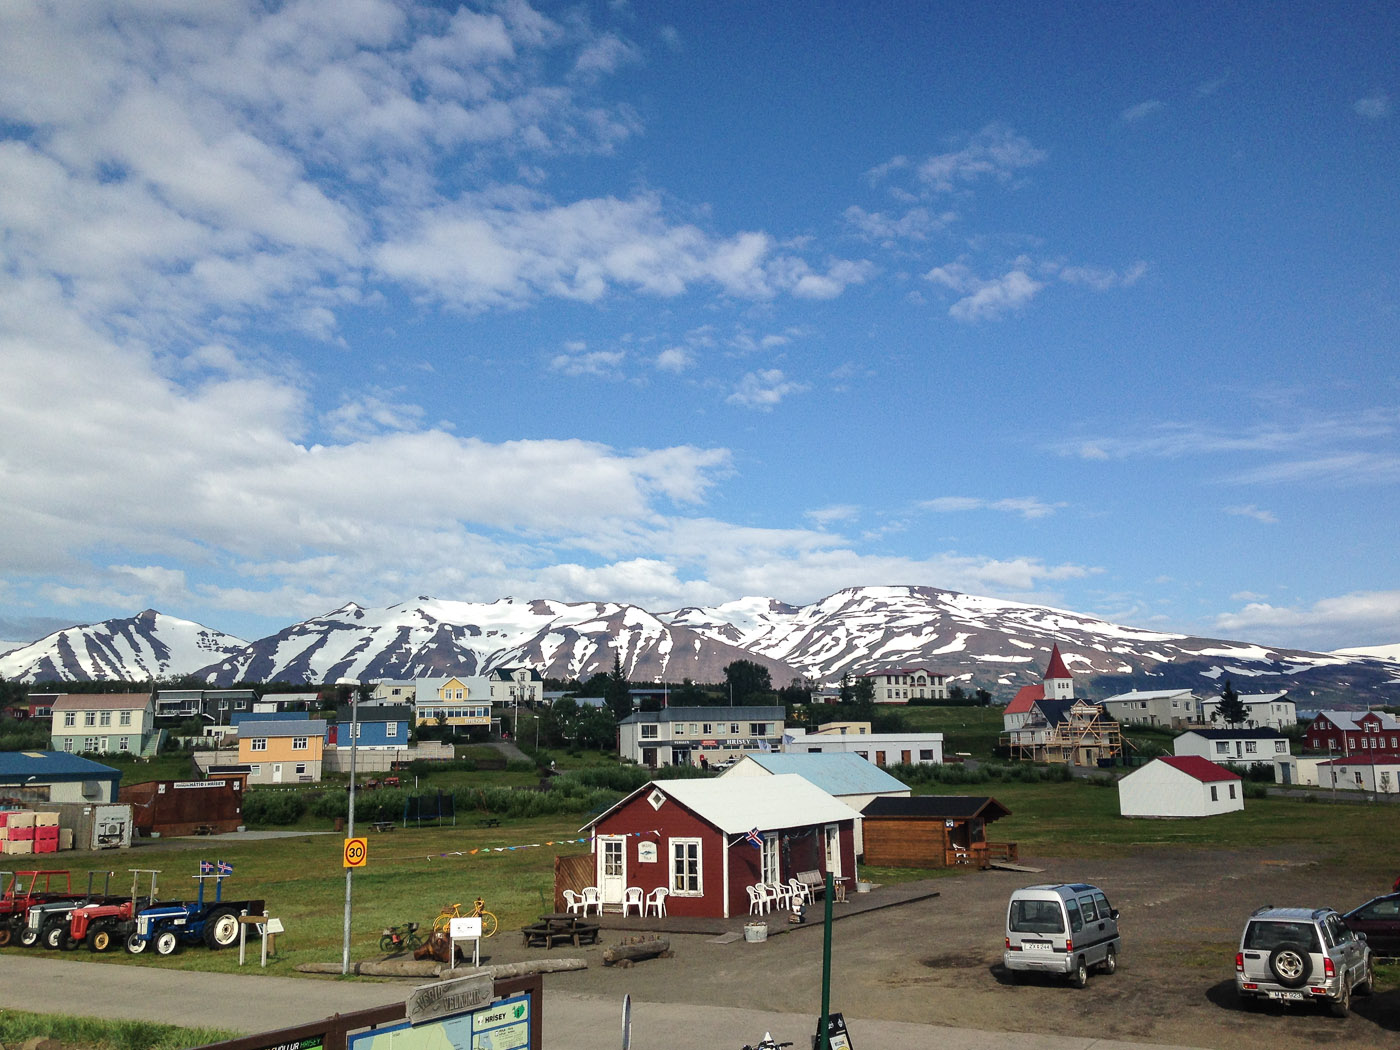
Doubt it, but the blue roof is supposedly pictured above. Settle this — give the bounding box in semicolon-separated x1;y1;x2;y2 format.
0;750;122;784
735;752;909;796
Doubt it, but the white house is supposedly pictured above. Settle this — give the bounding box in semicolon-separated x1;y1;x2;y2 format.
616;706;786;767
1199;691;1296;731
1100;688;1200;728
782;727;943;766
1273;755;1328;787
1174;728;1291;767
1119;756;1244;818
1318;755;1400;794
721;752;911;853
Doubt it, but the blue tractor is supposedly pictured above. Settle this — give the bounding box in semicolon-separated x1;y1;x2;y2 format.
125;861;265;956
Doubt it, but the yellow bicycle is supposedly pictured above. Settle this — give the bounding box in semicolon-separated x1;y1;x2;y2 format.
432;897;498;938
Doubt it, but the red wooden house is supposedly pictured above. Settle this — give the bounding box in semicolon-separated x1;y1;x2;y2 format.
580;774;859;919
1305;710;1400;755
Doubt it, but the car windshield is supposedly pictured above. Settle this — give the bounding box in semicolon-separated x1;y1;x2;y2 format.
1010;899;1064;934
1243;920;1322;953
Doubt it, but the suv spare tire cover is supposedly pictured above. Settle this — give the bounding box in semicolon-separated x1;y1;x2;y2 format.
1269;944;1312;988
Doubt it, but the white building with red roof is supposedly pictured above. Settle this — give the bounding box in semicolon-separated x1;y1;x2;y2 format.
1118;755;1244;818
1003;643;1075;733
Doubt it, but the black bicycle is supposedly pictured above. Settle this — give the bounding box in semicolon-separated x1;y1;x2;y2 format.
379;921;423;953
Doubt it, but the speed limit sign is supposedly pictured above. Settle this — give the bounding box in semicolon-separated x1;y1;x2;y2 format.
343;837;367;868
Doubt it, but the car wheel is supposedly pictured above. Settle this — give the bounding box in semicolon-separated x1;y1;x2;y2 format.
1070;956;1089;989
126;933;148;954
203;909;239;949
1268;944;1311;989
1102;946;1118;975
1328;977;1351;1018
154;929;179;956
1356;956;1375;996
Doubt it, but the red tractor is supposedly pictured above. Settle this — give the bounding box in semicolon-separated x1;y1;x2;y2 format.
0;870;73;947
68;869;161;953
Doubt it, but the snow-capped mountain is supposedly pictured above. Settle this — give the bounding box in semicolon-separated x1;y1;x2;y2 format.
2;587;1396;705
194;597;797;688
0;609;247;683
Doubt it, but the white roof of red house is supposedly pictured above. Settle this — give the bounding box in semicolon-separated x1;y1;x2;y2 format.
581;774;859;835
1159;755;1240;782
1043;644;1073;681
1005;684;1043;714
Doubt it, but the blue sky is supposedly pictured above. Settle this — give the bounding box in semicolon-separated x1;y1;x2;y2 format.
0;1;1396;653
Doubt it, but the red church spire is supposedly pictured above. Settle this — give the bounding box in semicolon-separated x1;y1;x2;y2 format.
1044;643;1072;681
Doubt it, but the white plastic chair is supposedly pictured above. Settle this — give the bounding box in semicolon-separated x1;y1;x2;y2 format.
645;886;668;917
767;882;792;910
747;884;767;915
952;845;970;865
622;886;644;916
581;886;602;914
787;878;811;906
563;889;585;915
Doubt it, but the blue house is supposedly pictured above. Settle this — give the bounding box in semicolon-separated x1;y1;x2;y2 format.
332;705;412;750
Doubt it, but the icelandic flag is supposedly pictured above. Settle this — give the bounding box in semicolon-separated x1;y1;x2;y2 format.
217;860;234;876
199;860;214;875
744;827;763;849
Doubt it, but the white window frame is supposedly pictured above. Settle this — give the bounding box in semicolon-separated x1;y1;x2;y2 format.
119;710;132;726
293;736;308;750
63;712;76;728
386;723;397;738
669;837;703;896
251;738;268;752
760;834;780;884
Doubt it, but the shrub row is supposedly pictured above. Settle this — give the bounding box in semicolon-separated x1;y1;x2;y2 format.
888;761;1074;785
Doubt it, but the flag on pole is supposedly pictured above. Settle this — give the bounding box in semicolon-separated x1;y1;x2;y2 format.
199;860;214;875
744;827;763;848
217;860;234;876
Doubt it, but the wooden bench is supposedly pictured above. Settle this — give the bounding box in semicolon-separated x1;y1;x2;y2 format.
477;817;501;828
371;821;394;833
521;915;600;949
193;824;216;836
796;870;826;900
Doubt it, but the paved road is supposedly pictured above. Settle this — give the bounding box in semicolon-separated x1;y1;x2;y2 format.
0;957;1210;1050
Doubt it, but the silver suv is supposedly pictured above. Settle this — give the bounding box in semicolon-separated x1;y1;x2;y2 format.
1235;906;1373;1016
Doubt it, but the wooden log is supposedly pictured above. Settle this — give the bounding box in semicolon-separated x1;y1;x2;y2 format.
295;957;588;978
602;937;670;966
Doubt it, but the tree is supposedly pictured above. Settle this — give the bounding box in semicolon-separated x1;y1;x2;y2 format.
851;677;875;706
723;660;772;705
605;653;632;720
1216;679;1247;726
975;688;993;707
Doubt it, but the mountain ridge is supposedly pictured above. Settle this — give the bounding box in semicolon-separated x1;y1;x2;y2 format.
2;587;1397;705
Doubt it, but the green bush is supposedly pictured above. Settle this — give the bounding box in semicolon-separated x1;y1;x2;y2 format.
241;790;308;826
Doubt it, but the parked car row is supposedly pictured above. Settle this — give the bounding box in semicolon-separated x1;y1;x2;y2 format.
1;866;264;956
1002;880;1392;1018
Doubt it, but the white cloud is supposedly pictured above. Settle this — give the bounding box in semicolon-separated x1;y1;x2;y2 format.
843;204;956;246
550;345;627;377
727;369;809;410
806;505;860;527
654;346;693;373
1225;504;1278;524
1121;100;1164;123
1355;93;1391;120
913;124;1047;193
921;496;1063;520
1214;590;1400;651
926;261;1043;322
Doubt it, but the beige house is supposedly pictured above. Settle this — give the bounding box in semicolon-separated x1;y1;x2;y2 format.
50;693;161;757
852;666;948;703
412;676;493;730
1100;688;1200;729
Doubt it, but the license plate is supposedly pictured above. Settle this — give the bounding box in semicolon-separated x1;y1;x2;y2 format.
1267;990;1305;1001
1022;941;1052;952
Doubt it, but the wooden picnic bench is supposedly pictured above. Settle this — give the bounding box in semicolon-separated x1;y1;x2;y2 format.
795;869;826;900
521;914;600;949
371;821;394;833
193;824;216;836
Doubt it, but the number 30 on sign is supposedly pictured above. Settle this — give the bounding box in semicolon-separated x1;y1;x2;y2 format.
343;837;368;868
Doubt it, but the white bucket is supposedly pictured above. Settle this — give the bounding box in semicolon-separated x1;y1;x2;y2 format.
744;922;768;942
856;881;872;894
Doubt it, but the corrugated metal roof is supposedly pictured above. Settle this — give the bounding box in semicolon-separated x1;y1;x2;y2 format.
728;752;909;796
237;719;327;738
587;774;858;835
0;750;123;782
1158;755;1240;782
861;795;1010;821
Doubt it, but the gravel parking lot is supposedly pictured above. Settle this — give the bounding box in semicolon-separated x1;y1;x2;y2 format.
515;846;1399;1050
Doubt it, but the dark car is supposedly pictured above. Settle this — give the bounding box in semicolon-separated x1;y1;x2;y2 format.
1343;892;1400;957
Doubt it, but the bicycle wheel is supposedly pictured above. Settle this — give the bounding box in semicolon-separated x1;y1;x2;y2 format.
480;911;498;938
407;931;425;951
379;933;395;953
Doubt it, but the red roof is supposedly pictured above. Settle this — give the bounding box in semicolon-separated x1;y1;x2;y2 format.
1005;684;1043;714
1159;755;1240;782
1043;643;1073;681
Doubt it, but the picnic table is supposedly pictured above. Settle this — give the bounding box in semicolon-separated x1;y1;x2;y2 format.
477;817;501;828
521;913;601;949
371;821;394;833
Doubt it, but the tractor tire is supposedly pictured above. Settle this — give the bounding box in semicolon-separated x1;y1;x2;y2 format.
0;924;12;947
41;922;66;951
88;925;114;953
154;929;179;956
19;927;41;948
59;931;79;951
126;932;148;954
203;909;239;950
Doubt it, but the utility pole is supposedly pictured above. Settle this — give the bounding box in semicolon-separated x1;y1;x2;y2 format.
338;677;359;975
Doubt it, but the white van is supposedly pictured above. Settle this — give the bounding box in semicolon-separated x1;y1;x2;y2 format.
1003;883;1121;987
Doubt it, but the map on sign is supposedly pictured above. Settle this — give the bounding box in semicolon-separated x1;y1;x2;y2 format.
348;994;530;1050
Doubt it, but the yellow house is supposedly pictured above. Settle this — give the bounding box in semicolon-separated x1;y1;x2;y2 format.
413;676;492;730
237;719;326;784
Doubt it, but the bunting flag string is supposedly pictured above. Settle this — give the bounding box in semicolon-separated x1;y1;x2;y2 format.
360;828;665;863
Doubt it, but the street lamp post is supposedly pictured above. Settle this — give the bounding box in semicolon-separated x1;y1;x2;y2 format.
338;677;359;975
